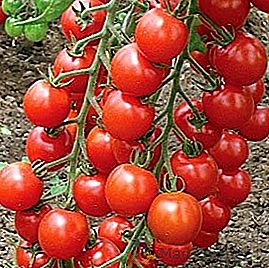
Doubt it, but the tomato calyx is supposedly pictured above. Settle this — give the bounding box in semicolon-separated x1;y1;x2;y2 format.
187;111;208;131
182;139;202;158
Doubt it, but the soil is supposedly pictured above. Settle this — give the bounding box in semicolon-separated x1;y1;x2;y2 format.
0;8;269;268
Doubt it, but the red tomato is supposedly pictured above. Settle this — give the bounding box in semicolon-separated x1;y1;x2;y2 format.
15;205;51;243
192;230;219;248
0;6;7;24
174;100;222;149
23;80;71;128
171;150;218;200
105;164;158;217
66;109;78;142
98;215;134;251
244;79;265;105
210;131;249;172
196;20;213;41
190;50;211;73
103;90;155;141
38;209;89;259
85;105;98;134
199;195;231;233
198;0;250;29
217;169;251;208
153;240;192;266
0;162;43;211
251;0;269;12
239;107;269;141
135;8;188;63
26;127;73;171
61;0;106;43
160;0;180;10
86;126;118;175
212;32;268;86
73;174;111;217
110;43;164;97
147;192;202;245
202;84;255;129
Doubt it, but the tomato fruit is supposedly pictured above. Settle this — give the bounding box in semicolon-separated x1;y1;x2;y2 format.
66;109;78;141
110;43;164;97
244;79;265;105
192;230;219;248
105;164;158;217
0;162;43;211
98;216;134;251
2;0;22;15
103;90;155;141
190;50;211;73
73;174;111;217
0;6;7;24
251;0;269;13
4;17;23;37
147;192;202;245
15;205;51;243
24;23;49;42
38;208;89;259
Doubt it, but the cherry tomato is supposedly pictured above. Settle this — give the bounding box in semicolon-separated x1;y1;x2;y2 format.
190;50;211;73
105;163;158;217
171;149;218;200
2;0;22;15
66;109;78;142
209;131;249;172
0;162;43;211
135;8;188;63
147;192;202;245
110;43;164;97
103;90;155;141
199;195;231;233
73;174;111;217
24;23;49;42
160;0;180;10
212;32;268;86
217;169;251;208
251;0;269;13
38;208;89;259
0;6;7;25
244;79;265;105
15;205;51;243
192;230;219;248
239;107;269;141
147;126;162;170
98;215;134;251
4;17;23;37
202;84;255;129
86;126;118;175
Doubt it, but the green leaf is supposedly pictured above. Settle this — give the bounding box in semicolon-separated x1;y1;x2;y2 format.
0;126;11;136
0;162;8;171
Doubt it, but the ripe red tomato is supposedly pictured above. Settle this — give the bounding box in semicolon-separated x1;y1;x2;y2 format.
239;107;269;142
251;0;269;12
73;174;111;217
153;240;192;266
26;127;73;171
147;192;202;245
212;32;268;86
202;84;255;129
199;195;231;233
23;80;70;128
15;205;51;243
0;162;43;211
160;0;180;10
38;209;89;259
171;150;218;200
209;131;249;172
86;126;118;175
66;109;78;142
147;126;162;170
61;0;106;43
217;169;251;208
192;230;219;248
110;43;164;97
244;79;265;105
190;50;211;73
135;8;188;63
0;6;7;25
198;0;250;30
174;100;222;149
53;46;96;94
98;215;134;251
103;90;155;141
105;164;158;217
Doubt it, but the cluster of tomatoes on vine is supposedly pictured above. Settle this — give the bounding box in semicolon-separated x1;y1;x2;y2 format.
0;0;269;267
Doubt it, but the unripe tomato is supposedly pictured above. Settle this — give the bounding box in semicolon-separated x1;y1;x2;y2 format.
2;0;22;15
4;17;23;37
24;23;49;42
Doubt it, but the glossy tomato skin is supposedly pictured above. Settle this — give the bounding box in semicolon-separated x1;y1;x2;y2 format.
111;43;164;97
198;0;250;29
147;126;162;170
213;32;268;86
26;127;73;171
105;164;158;217
103;90;155;141
192;230;219;248
244;79;265;105
190;50;211;73
147;192;202;245
98;215;134;251
23;80;70;128
61;0;106;44
199;195;231;233
202;84;255;129
217;169;251;208
0;6;7;24
38;209;89;259
73;174;111;217
239;107;269;142
135;8;188;63
0;162;43;211
86;126;118;175
66;109;78;142
171;150;218;200
15;205;51;243
251;0;269;13
210;131;249;172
